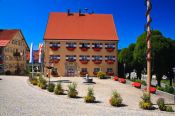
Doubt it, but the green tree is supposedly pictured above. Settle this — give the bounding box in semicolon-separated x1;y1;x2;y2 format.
118;44;136;78
134;30;175;86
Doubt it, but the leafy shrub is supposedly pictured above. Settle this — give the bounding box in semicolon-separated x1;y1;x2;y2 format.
47;83;55;92
109;90;123;106
54;82;64;95
97;71;106;79
5;70;11;75
157;86;164;91
164;85;174;94
139;93;153;110
166;105;174;112
157;98;166;111
37;76;47;89
84;87;96;103
30;76;38;85
67;82;78;98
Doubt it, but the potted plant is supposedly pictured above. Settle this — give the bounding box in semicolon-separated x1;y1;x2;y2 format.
67;82;78;98
84;87;96;103
109;90;123;106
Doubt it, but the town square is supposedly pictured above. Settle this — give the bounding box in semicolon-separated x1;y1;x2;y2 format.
0;0;175;116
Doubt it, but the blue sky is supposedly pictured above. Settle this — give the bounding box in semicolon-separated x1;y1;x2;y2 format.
0;0;175;49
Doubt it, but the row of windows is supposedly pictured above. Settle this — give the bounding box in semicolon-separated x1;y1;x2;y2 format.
50;55;116;61
3;64;24;69
78;68;113;72
3;55;25;61
50;42;116;48
11;39;24;46
4;47;25;55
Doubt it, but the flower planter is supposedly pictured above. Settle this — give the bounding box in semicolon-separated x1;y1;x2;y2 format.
113;76;118;81
132;82;141;88
106;72;114;76
80;47;88;51
106;60;114;64
106;48;114;52
80;60;88;64
49;59;60;63
0;61;3;64
119;78;126;83
93;60;102;64
93;48;101;51
67;47;76;51
93;72;97;75
50;46;59;51
51;72;58;77
80;72;88;76
144;87;156;94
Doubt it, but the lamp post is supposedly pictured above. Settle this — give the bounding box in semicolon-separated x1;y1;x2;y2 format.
123;63;126;78
146;0;152;96
46;63;53;85
172;67;175;83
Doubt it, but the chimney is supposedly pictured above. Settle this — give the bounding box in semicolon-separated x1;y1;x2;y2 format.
79;9;85;16
67;9;73;16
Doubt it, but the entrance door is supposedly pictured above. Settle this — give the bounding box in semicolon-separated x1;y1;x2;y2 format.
65;62;77;77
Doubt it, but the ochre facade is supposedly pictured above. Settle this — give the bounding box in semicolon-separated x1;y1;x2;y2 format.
44;40;118;77
0;30;28;74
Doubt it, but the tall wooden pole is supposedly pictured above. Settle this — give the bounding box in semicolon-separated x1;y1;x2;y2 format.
146;0;152;96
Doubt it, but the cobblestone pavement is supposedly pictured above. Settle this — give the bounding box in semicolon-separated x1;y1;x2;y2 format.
0;76;174;116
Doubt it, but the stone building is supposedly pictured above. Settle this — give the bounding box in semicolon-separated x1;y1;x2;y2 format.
44;11;119;77
0;29;29;74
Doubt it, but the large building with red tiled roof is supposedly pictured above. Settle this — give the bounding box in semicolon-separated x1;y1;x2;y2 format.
0;29;29;74
44;11;119;77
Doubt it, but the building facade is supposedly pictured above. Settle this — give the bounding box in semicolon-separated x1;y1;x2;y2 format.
44;12;119;77
0;29;29;74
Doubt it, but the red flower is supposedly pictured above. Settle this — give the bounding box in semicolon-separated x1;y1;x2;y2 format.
132;82;141;88
94;60;102;64
113;76;118;81
106;60;114;64
50;46;59;51
119;78;126;83
67;47;75;51
93;48;101;51
93;72;97;75
80;47;88;51
144;87;156;94
106;48;114;52
80;60;88;64
106;72;114;76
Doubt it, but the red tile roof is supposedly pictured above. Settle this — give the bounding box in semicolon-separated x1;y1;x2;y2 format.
0;30;19;46
44;12;119;41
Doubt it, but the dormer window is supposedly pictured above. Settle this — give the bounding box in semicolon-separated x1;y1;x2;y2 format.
92;43;102;51
50;42;60;51
105;43;115;52
66;55;76;62
66;42;76;51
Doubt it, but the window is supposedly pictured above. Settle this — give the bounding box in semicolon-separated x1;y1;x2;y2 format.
105;43;115;48
105;56;115;61
50;42;60;47
92;55;102;61
79;55;90;61
79;43;90;48
94;68;100;72
50;55;60;60
107;68;113;72
81;68;87;72
66;55;76;62
92;43;102;48
66;42;76;48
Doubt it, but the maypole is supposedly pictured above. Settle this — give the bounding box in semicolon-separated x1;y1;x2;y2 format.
146;0;152;96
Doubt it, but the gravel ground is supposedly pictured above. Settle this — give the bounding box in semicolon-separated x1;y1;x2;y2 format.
0;76;175;116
